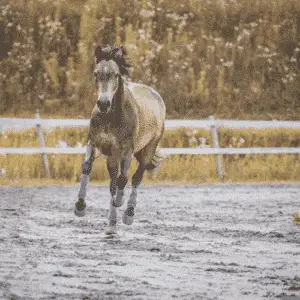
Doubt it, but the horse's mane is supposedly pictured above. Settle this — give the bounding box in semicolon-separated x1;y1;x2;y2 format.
95;45;131;76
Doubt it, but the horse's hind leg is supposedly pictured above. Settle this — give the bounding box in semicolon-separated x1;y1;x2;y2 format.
122;141;158;225
106;157;119;234
75;141;95;217
122;164;146;225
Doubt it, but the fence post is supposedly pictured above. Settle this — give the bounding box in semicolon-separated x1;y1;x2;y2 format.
35;111;51;178
209;115;223;181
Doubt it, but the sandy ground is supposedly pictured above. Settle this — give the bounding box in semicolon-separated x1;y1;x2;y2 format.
0;184;300;300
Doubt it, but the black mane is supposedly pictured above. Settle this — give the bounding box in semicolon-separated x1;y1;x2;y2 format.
95;45;131;76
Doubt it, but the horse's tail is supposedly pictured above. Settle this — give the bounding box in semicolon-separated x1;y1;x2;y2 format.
146;148;166;171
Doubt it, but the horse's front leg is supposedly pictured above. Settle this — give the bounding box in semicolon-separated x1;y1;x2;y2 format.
106;157;119;234
75;141;95;217
122;164;146;225
114;153;132;207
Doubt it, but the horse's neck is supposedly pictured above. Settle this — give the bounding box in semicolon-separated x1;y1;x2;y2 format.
112;77;124;122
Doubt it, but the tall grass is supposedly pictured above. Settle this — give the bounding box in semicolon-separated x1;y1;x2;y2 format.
1;127;300;185
1;0;300;119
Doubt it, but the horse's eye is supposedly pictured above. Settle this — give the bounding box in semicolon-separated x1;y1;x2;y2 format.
93;71;97;77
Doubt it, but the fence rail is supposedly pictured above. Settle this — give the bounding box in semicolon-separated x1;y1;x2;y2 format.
1;116;300;180
2;117;300;131
1;147;300;155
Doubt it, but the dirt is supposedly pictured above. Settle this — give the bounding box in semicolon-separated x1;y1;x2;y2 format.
0;184;300;300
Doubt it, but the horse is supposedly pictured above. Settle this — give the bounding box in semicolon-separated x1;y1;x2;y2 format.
74;45;166;235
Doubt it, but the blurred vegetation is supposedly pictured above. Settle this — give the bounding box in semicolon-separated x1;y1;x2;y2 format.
1;0;300;119
1;127;300;184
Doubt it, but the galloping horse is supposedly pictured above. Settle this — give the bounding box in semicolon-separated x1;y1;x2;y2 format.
74;45;166;234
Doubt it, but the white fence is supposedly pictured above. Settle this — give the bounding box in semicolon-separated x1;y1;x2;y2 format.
1;115;300;180
2;117;300;131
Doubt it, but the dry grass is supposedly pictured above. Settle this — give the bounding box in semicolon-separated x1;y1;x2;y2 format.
1;127;300;185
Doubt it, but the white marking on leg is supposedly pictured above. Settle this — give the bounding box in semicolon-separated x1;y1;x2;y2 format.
114;187;124;207
108;197;117;225
122;188;137;225
78;174;89;199
128;188;137;208
106;197;118;234
85;142;93;160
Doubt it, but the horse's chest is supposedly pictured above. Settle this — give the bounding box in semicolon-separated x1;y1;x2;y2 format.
94;129;119;156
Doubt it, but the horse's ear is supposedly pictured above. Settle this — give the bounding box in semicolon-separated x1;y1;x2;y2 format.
95;45;104;63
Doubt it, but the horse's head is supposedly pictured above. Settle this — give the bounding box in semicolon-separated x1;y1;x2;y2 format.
93;45;131;114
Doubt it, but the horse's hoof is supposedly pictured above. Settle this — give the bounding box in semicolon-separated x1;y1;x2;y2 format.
113;189;124;207
122;207;135;225
105;226;117;235
74;199;86;217
74;207;85;217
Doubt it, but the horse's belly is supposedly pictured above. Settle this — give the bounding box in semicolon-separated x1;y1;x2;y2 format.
134;131;154;153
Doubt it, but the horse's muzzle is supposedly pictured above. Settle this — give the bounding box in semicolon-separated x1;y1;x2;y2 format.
97;97;110;113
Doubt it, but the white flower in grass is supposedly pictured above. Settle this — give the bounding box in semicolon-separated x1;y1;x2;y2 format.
198;137;209;148
291;57;297;63
214;37;223;43
56;140;68;148
225;42;233;48
0;168;6;176
186;44;194;52
191;129;198;135
174;73;180;80
223;61;233;67
189;137;197;146
140;9;155;18
186;130;193;137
